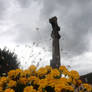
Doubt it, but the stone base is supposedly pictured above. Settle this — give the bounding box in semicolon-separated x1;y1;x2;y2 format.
50;59;60;69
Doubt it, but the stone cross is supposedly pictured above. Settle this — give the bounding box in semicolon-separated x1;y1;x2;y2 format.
49;16;61;69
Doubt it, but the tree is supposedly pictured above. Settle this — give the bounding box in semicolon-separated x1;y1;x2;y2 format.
0;48;20;76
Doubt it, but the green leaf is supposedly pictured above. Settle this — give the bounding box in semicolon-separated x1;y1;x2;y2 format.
42;88;45;92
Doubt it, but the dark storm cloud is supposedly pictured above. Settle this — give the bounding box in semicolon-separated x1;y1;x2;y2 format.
0;0;7;19
39;0;92;56
5;0;92;57
15;26;40;43
17;0;33;8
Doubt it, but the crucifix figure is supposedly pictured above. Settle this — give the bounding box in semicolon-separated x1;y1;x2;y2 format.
49;16;61;68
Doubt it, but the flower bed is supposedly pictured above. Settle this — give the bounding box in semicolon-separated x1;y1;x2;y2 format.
0;65;92;92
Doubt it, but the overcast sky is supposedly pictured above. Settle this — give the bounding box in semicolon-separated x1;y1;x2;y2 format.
0;0;92;75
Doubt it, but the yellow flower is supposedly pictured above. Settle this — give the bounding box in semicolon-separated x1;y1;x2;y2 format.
28;76;37;81
8;69;23;79
37;87;47;92
15;69;23;76
83;83;92;91
48;78;56;87
79;91;83;92
72;79;76;85
28;65;36;72
20;70;30;77
0;82;3;87
55;85;74;92
24;86;36;92
39;79;48;88
0;87;3;92
45;74;53;80
69;70;80;79
56;78;68;85
55;78;68;90
37;87;43;92
0;77;8;84
45;74;56;87
67;78;72;83
62;69;70;76
19;77;28;85
8;70;16;79
37;67;47;77
59;66;70;76
55;84;65;92
65;86;74;91
51;69;60;77
45;65;52;72
77;79;82;85
2;65;92;92
8;80;16;87
28;76;39;85
4;88;15;92
59;66;67;72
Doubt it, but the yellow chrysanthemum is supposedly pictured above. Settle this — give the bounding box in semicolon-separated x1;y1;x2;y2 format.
28;65;36;72
0;65;92;92
67;77;72;83
59;65;67;72
37;87;47;92
0;82;3;87
48;78;56;87
20;70;30;77
37;87;43;92
45;74;56;87
39;79;48;88
65;86;74;91
45;65;52;72
46;73;53;79
83;83;92;91
62;69;70;76
77;79;82;85
37;67;47;76
15;69;23;76
0;77;8;83
4;88;15;92
24;86;36;92
28;76;39;85
51;69;60;77
45;74;54;82
0;87;3;92
8;80;16;87
55;78;68;85
8;70;16;79
55;84;65;92
72;79;77;85
19;77;28;85
28;76;37;81
69;70;80;79
8;69;22;79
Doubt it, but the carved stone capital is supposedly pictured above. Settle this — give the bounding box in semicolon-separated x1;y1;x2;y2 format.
49;16;60;31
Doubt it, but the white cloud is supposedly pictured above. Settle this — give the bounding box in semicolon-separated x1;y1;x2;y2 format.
62;52;92;75
1;43;92;75
0;44;51;70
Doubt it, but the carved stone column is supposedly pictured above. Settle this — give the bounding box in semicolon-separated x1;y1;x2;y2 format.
49;16;61;69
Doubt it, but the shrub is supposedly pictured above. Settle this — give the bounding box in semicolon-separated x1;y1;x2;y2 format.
0;48;20;76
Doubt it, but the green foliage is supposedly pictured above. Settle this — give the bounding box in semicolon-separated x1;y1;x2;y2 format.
0;47;20;76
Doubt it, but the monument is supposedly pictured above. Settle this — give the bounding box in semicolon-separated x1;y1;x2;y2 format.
49;16;61;68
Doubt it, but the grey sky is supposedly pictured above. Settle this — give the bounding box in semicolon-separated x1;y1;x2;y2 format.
0;0;92;74
40;0;92;56
14;0;92;56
